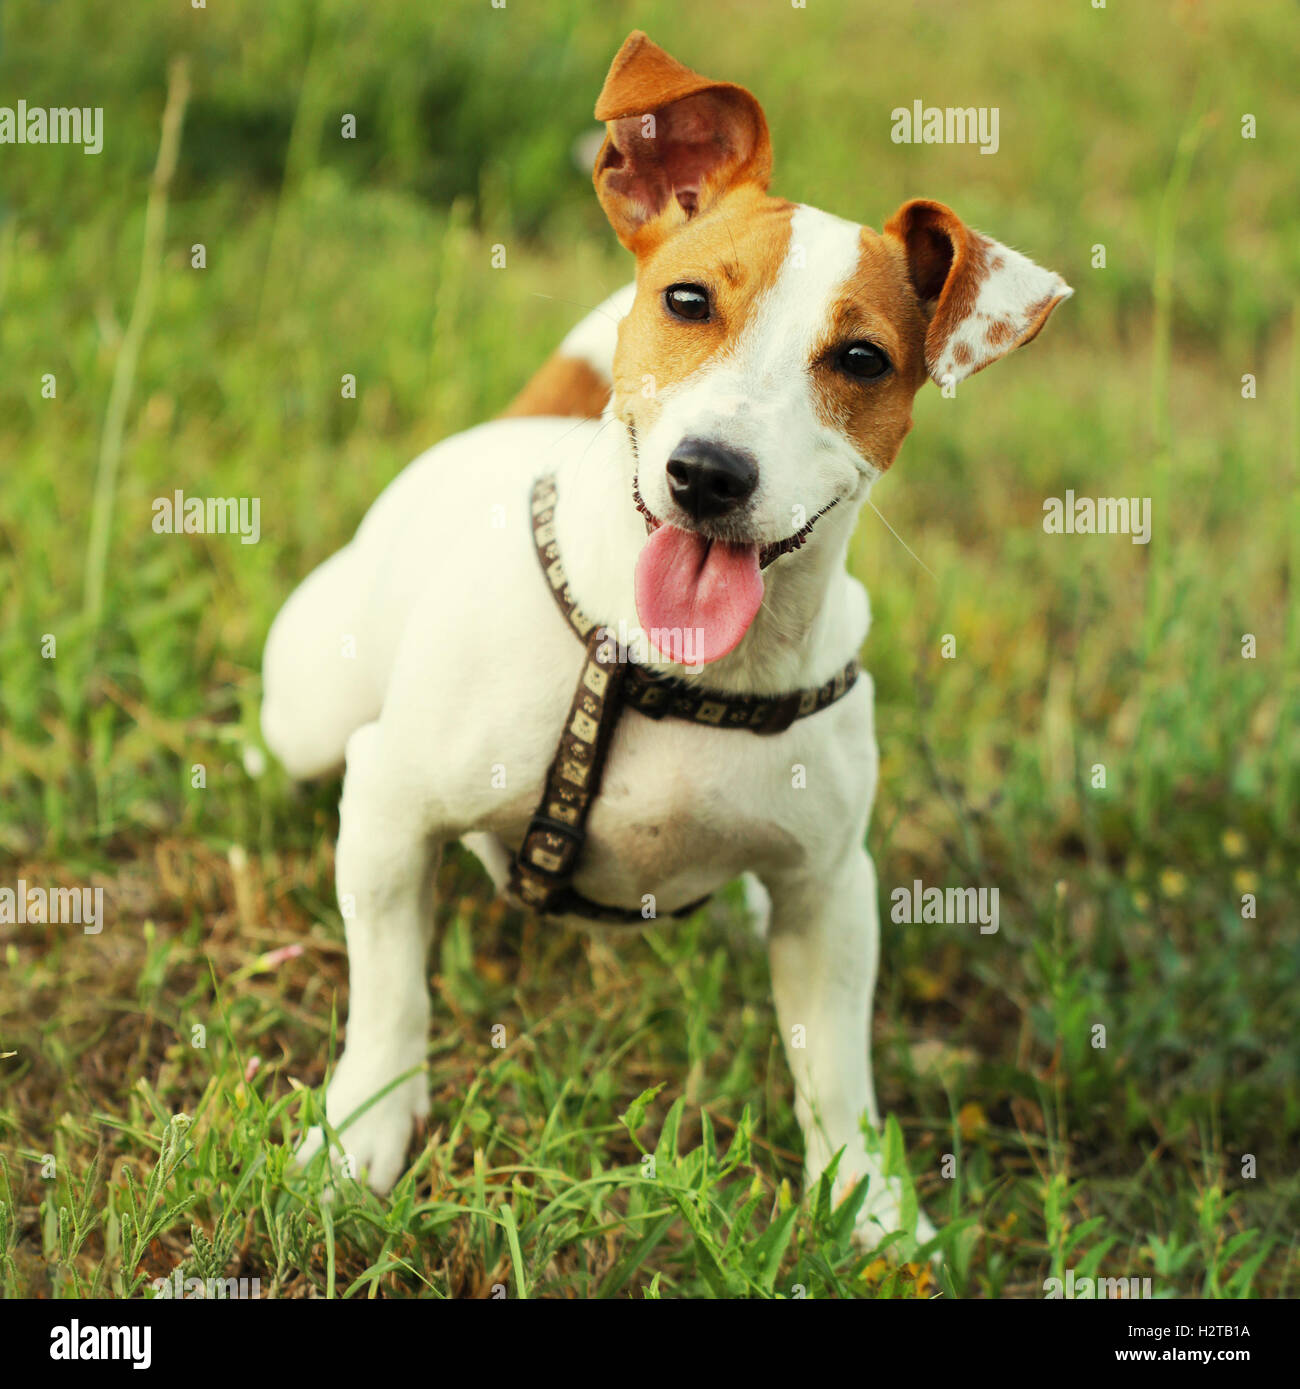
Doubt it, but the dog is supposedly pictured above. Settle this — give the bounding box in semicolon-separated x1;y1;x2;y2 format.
261;31;1070;1249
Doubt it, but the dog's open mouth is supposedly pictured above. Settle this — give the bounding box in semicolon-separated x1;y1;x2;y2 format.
631;477;839;665
633;480;838;568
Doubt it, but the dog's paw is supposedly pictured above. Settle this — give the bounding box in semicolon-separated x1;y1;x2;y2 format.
851;1193;940;1265
296;1049;428;1195
914;1207;939;1248
820;1163;938;1261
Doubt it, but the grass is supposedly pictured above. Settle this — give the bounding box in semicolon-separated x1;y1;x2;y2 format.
1;0;1297;1298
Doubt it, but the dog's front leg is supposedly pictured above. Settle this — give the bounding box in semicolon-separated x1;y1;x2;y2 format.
766;848;933;1249
297;721;437;1193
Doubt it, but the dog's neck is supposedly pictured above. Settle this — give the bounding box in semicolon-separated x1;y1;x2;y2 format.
551;422;872;696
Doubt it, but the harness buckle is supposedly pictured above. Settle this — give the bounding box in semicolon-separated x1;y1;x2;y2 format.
522;814;586;859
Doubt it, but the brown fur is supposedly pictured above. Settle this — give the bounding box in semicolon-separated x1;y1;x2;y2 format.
501;355;610;420
592;32;773;255
608;186;795;435
1017;292;1069;349
883;202;994;378
808;231;931;470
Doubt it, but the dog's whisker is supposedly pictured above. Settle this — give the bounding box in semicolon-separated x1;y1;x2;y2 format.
537;410;610;458
530;291;627;326
573;415;616;479
864;498;938;581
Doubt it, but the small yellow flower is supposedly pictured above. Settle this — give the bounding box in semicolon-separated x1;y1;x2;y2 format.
476;955;507;984
904;966;946;1002
1159;868;1187;899
907;1261;938;1298
1233;869;1258;895
1221;829;1247;859
1132;889;1151;913
860;1257;889;1286
958;1101;988;1141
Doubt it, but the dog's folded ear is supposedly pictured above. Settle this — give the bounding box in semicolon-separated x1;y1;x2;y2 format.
884;199;1072;385
593;31;772;253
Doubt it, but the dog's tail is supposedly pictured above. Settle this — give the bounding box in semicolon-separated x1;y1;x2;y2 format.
499;282;634;419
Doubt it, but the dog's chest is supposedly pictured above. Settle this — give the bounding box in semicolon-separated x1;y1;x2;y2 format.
593;733;798;880
547;700;871;911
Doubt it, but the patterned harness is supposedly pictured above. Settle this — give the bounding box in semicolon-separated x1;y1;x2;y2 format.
506;474;861;924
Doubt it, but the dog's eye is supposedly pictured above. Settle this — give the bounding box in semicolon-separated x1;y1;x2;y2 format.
664;284;711;321
837;341;891;380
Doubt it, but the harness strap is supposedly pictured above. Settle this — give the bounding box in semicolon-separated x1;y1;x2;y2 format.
506;474;861;924
622;657;858;735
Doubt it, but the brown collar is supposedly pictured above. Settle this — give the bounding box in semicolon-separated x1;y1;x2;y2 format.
506;474;861;925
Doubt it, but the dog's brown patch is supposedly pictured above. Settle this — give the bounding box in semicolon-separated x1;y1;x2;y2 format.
593;32;772;255
985;319;1015;347
501;355;611;420
1017;293;1070;349
609;184;796;429
807;229;930;471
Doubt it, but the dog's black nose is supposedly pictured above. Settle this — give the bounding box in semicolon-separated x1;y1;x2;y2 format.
665;439;758;521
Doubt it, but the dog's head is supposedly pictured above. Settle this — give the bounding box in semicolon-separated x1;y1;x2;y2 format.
592;32;1070;665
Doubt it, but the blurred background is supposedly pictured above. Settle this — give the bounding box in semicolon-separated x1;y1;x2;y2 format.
0;0;1296;1298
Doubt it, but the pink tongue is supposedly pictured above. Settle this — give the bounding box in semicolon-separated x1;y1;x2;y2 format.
634;525;764;665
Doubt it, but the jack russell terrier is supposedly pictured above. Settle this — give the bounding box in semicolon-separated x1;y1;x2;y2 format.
262;31;1070;1250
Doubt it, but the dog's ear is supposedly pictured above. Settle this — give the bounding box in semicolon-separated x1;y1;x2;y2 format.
884;199;1071;385
593;31;772;254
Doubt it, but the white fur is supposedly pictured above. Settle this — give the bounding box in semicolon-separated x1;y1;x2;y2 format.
931;237;1072;384
638;206;879;547
266;208;957;1250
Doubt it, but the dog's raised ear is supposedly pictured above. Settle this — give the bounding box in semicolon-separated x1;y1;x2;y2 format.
884;199;1071;385
593;31;772;253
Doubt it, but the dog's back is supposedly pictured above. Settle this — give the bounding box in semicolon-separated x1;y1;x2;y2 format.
499;283;632;420
261;286;631;779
